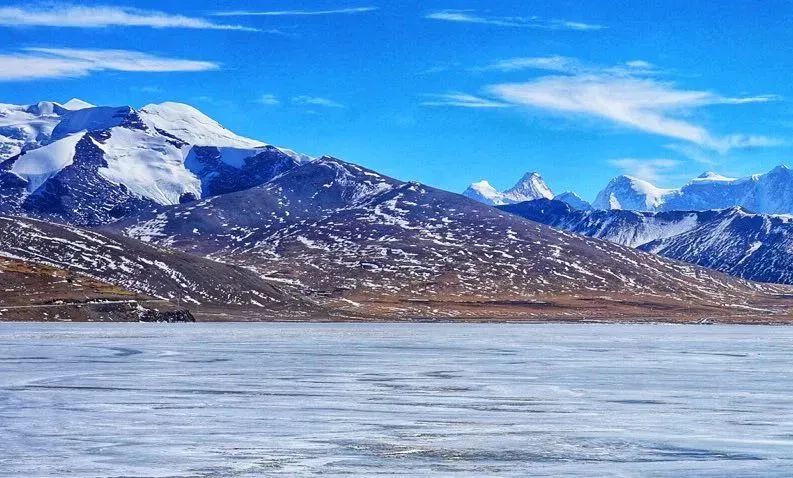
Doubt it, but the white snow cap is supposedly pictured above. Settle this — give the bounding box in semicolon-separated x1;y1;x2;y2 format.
139;102;264;148
503;171;554;201
463;171;554;205
62;98;95;110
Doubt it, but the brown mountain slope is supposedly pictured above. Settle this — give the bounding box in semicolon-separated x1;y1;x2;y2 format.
0;257;192;322
0;216;320;320
110;157;793;322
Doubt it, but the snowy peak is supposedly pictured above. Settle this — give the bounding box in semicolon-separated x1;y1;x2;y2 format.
462;180;503;205
62;98;94;110
139;102;263;148
24;101;66;116
0;99;314;225
463;171;554;205
554;191;591;210
593;175;674;211
692;171;735;183
503;171;554;202
594;166;793;214
51;105;144;140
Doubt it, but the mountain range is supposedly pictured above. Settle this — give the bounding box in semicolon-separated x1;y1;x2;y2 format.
1;98;792;322
468;167;793;214
500;199;793;285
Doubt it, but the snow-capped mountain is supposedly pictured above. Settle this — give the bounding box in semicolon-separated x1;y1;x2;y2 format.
0;100;310;225
554;191;591;210
105;155;789;321
592;175;674;211
500;198;793;285
4;98;793;321
0;99;93;159
463;172;553;205
592;166;793;214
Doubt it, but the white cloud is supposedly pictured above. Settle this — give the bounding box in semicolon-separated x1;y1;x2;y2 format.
485;71;778;152
292;96;344;108
213;7;377;16
481;56;584;73
425;10;604;30
258;94;280;105
0;48;218;81
480;55;659;76
422;92;510;108
0;4;257;31
608;158;681;183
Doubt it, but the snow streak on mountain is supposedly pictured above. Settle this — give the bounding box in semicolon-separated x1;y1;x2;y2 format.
501;198;793;285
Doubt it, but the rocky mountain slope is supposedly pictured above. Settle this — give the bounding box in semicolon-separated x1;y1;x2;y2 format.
107;156;793;321
500;198;793;285
592;166;793;213
0;256;193;322
0;216;312;318
0;100;307;225
4;98;793;322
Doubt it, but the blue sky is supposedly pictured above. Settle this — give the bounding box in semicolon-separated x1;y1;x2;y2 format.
1;1;792;199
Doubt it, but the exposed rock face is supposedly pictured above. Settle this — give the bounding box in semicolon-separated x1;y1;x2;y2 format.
138;308;195;323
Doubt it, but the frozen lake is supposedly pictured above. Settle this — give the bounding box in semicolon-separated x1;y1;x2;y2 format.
1;323;793;477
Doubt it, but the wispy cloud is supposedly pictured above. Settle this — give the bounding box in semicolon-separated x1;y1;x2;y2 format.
487;73;778;152
213;7;377;17
608;158;682;183
425;10;604;31
480;55;659;76
0;48;218;81
0;4;257;31
422;92;510;108
258;94;280;106
292;96;344;108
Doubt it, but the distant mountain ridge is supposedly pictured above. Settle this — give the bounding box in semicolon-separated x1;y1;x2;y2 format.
468;165;793;215
500;198;793;285
463;172;555;205
593;166;793;214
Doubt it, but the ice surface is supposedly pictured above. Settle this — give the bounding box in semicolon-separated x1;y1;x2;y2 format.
1;323;793;477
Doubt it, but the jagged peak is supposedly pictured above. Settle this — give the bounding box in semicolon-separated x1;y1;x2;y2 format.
516;171;542;181
505;170;553;199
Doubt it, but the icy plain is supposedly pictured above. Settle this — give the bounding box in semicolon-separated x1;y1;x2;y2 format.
1;323;792;477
